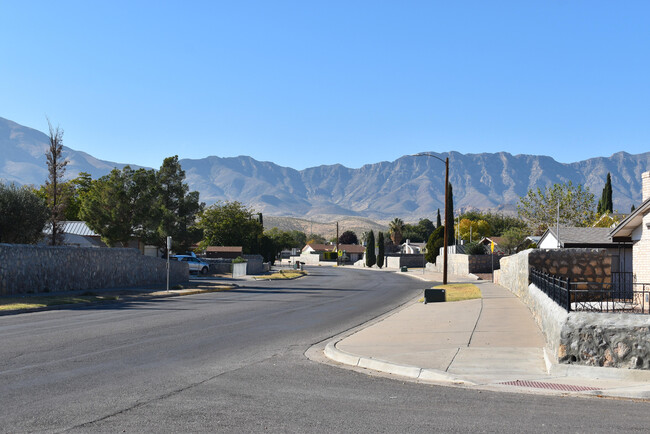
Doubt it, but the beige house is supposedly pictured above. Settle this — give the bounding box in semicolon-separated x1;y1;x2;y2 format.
610;171;650;284
301;243;365;263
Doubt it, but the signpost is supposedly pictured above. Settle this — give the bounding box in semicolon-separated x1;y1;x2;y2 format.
491;240;495;282
166;236;172;292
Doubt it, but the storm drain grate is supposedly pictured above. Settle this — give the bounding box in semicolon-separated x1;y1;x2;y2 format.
498;380;600;392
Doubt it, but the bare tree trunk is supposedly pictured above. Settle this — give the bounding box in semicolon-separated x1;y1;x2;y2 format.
45;118;68;246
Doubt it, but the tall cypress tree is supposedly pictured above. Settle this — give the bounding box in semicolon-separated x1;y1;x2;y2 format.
598;173;613;214
365;230;376;267
446;183;455;246
436;208;442;228
377;231;385;269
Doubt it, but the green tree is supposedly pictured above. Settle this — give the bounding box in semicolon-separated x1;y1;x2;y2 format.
338;230;359;244
417;218;436;242
365;230;376;267
458;219;490;242
263;228;307;262
36;172;94;221
44;119;68;245
517;181;595;235
460;210;526;236
377;231;385;269
436;209;442;228
389;218;404;245
500;227;527;254
0;182;49;244
153;156;204;254
64;172;93;220
402;223;424;242
307;234;327;244
597;172;613;215
80;167;157;247
425;225;445;264
198;201;263;254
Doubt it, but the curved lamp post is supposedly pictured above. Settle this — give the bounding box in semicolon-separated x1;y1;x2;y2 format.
412;152;449;285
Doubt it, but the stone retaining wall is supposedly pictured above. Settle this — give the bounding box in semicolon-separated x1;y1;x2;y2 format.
0;244;188;295
385;254;425;269
496;249;650;369
529;248;612;284
430;252;503;275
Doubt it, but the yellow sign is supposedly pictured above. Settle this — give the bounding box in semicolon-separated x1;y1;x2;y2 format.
491;241;495;253
338;250;343;257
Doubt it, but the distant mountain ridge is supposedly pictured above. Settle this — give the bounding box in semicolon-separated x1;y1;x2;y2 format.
2;116;648;221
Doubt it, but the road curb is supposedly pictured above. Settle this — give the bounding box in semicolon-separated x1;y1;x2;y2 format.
0;285;236;316
324;340;474;385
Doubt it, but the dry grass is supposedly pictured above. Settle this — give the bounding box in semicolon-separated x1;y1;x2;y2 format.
0;294;119;311
255;270;307;280
434;283;482;302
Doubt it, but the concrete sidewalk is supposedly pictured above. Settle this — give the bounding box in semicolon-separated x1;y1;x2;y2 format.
324;270;650;400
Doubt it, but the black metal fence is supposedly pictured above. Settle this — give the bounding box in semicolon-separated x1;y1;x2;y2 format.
530;268;650;314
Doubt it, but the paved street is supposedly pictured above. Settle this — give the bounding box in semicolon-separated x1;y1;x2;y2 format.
1;267;648;432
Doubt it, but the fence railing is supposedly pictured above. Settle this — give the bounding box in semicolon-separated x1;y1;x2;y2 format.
530;268;650;314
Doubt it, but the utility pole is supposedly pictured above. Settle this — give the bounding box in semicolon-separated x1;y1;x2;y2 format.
336;221;340;266
412;153;449;284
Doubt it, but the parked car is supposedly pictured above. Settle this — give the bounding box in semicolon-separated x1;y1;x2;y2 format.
170;255;210;275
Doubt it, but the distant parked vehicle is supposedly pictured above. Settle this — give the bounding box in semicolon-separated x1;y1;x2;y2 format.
171;255;210;275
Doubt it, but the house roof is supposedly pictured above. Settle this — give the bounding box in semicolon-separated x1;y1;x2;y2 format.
205;246;243;253
610;197;650;239
541;227;614;247
480;236;506;245
303;243;336;252
302;243;366;254
338;244;366;254
43;221;99;237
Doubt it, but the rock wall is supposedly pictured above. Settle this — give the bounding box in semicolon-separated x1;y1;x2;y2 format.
529;248;612;284
430;253;502;275
496;249;650;369
0;244;188;295
385;254;426;269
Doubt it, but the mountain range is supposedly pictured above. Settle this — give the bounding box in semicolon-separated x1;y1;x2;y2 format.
2;116;649;222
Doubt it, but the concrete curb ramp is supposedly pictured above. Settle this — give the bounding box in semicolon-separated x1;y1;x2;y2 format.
324;341;474;386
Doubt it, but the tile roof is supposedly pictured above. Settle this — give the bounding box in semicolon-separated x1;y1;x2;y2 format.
546;227;614;246
205;246;243;252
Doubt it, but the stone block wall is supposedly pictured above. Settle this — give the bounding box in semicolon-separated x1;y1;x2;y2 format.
529;248;612;284
0;244;188;295
385;254;426;269
496;249;650;370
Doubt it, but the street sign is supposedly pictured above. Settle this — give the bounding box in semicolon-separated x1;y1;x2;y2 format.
491;241;495;253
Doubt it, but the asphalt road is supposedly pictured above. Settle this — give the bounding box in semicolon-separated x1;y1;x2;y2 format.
1;267;648;433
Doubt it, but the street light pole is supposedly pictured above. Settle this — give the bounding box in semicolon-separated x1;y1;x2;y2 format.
412;153;449;285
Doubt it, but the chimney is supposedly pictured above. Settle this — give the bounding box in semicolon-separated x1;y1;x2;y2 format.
643;171;650;202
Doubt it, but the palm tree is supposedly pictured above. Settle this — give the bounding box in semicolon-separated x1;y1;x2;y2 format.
389;218;405;246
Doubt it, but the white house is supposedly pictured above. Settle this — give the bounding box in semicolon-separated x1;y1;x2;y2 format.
610;171;650;284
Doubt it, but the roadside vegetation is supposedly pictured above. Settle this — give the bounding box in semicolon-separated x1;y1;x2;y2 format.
255;270;307;280
0;294;120;311
434;283;482;302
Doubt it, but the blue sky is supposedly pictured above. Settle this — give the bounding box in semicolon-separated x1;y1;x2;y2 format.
2;1;649;170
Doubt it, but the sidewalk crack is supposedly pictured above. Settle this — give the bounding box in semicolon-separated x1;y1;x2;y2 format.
445;348;460;372
467;298;483;347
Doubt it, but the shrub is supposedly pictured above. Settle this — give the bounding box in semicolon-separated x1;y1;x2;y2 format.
465;242;486;255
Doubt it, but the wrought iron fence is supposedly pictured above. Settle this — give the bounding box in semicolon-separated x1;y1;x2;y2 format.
530;268;650;314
